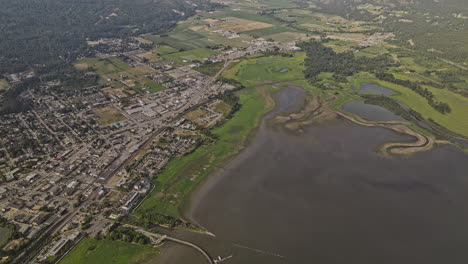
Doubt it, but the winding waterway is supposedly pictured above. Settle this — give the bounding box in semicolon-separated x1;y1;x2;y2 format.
156;87;468;264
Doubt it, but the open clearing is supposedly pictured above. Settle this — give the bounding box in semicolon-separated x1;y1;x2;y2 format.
223;54;306;87
163;48;217;65
0;79;9;91
93;106;126;126
59;238;158;264
0;227;11;247
214;17;273;33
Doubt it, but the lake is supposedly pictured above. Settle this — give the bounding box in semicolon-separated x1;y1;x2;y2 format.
156;87;468;264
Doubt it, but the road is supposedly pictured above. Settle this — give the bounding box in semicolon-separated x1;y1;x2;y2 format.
125;225;215;264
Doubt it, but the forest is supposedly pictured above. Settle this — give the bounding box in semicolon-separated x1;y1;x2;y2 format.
306;0;468;64
0;0;219;75
300;40;393;80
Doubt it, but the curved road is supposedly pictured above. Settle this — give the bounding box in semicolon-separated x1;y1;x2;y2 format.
125;225;215;264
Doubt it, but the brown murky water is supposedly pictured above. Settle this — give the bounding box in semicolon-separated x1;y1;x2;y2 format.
155;87;468;264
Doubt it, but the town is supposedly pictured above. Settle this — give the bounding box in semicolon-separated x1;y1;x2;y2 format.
0;21;301;263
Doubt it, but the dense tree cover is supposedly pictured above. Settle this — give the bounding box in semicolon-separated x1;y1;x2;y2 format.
299;40;393;80
0;0;220;75
105;226;150;245
361;94;413;120
376;72;451;114
129;209;191;229
304;0;468;63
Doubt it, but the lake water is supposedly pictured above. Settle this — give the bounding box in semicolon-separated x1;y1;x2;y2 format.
359;82;397;95
155;87;468;264
342;101;405;122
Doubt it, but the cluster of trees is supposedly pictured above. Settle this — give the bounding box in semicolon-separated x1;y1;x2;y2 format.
361;94;412;120
218;90;241;115
299;40;393;81
0;216;23;260
376;72;451;114
105;226;150;245
135;209;190;229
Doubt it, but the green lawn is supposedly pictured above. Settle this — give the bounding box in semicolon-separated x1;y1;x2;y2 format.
60;238;158;264
76;57;130;76
154;45;179;55
0;227;12;247
144;80;165;93
163;48;217;65
134;87;269;218
223;54;306;87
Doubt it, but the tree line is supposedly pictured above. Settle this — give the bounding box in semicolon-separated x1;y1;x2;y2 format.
376;72;451;114
299;40;393;81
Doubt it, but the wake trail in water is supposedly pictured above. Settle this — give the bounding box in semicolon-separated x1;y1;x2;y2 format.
233;243;285;258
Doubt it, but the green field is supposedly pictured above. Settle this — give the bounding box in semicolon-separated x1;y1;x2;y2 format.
0;227;11;247
75;57;130;76
145;80;165;93
351;78;468;137
154;45;179;55
135;87;269;218
60;238;158;264
243;26;293;38
0;79;9;91
162;48;217;65
223;54;306;87
263;32;305;43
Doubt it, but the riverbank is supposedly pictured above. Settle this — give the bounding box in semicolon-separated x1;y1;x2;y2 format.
133;86;274;221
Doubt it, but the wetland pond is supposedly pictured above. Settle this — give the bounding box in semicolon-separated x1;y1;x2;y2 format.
358;82;397;95
342;101;405;122
155;86;468;264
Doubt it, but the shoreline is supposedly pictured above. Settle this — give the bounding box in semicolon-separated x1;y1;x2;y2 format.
181;85;279;226
182;84;457;228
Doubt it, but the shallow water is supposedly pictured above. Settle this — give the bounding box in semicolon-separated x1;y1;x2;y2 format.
156;87;468;264
342;101;405;122
359;82;397;96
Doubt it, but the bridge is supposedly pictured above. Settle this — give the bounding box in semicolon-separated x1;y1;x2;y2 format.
124;224;215;264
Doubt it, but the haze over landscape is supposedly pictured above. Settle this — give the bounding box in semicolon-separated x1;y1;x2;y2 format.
0;0;467;263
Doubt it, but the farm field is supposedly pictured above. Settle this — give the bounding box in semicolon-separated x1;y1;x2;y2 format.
162;48;218;65
59;238;158;264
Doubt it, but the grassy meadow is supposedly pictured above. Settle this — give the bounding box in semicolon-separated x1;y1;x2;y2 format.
351;78;468;137
59;238;158;264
